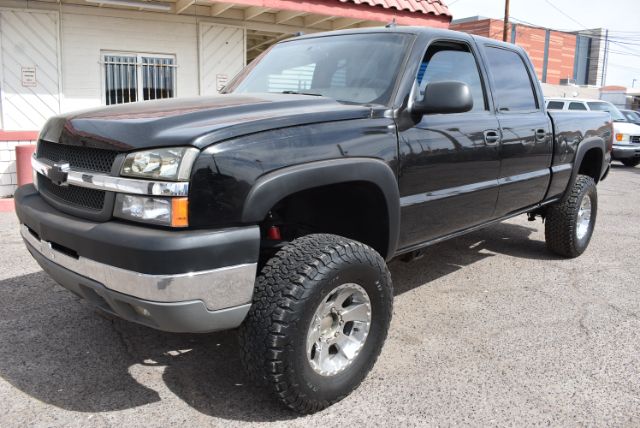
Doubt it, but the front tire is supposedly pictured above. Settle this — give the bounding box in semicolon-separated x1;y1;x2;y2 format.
621;159;640;167
239;234;393;414
545;174;597;258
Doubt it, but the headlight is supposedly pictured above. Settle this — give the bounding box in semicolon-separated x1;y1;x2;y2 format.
615;133;630;143
121;147;199;181
114;194;189;227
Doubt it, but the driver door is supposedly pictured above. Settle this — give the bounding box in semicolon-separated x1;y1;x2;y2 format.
397;40;501;249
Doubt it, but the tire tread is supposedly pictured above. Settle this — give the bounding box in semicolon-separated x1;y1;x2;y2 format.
239;234;392;414
545;174;596;258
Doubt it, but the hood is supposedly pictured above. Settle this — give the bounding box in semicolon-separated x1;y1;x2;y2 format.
39;94;373;151
613;121;640;136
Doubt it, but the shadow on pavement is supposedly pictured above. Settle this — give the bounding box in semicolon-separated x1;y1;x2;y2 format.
0;272;293;422
391;220;555;296
0;221;551;421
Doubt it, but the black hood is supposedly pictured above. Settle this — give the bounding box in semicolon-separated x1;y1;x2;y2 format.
39;94;373;152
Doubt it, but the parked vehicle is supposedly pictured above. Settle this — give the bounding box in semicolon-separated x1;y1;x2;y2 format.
547;98;640;167
16;27;612;413
621;109;640;126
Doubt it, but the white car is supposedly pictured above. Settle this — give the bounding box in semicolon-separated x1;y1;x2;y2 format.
546;98;640;167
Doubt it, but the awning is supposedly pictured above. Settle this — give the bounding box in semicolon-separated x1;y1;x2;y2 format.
207;0;451;28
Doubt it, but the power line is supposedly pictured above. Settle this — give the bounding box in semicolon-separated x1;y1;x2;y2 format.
510;14;640;57
542;0;589;29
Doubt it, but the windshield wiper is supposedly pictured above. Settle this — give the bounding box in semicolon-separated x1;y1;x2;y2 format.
281;90;323;97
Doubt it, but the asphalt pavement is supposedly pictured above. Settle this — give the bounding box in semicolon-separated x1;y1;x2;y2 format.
0;165;639;427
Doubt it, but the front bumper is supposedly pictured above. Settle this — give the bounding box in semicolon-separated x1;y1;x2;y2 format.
15;185;260;333
612;144;640;160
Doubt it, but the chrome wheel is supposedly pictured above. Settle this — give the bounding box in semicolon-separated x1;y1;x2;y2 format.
306;283;372;376
576;194;592;241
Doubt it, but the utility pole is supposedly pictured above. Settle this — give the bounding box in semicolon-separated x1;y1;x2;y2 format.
503;0;510;42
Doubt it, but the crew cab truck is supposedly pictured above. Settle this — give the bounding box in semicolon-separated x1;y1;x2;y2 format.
15;27;612;414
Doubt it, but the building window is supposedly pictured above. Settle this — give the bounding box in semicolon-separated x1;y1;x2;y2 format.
103;53;176;105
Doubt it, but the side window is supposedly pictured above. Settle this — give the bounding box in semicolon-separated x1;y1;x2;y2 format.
417;42;487;112
547;101;565;110
485;47;538;112
568;102;587;111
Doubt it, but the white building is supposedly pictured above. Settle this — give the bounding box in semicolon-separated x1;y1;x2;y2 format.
0;0;451;196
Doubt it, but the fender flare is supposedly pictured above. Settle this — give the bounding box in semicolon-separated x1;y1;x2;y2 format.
567;137;606;191
241;158;400;259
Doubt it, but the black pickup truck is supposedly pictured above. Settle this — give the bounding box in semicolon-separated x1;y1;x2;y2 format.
16;27;612;413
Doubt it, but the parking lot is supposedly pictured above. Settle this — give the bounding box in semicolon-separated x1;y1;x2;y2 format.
0;165;638;427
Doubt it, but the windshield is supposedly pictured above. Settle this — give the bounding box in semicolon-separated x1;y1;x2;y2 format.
623;110;640;122
227;33;413;105
587;102;626;122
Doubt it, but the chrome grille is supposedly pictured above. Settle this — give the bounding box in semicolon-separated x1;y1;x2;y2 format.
37;140;118;174
631;135;640;144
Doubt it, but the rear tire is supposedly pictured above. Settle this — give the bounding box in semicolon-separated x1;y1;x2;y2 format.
239;234;393;414
545;174;597;258
621;159;640;167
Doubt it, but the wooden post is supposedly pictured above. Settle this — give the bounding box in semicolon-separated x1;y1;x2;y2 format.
503;0;510;42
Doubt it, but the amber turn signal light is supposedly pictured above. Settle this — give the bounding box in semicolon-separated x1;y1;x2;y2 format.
171;197;189;228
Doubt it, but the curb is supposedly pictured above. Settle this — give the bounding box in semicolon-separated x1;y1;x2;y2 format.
0;198;15;212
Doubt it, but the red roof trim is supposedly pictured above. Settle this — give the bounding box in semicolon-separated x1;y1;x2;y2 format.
339;0;450;17
208;0;451;26
0;130;40;141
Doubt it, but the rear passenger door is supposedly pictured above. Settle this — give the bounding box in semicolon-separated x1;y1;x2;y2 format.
481;45;553;216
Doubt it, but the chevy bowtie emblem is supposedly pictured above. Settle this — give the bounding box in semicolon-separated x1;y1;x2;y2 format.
47;162;70;186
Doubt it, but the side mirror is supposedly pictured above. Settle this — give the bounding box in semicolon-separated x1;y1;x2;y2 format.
412;81;473;115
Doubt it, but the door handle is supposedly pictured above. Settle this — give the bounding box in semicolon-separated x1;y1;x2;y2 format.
484;130;501;145
535;129;547;142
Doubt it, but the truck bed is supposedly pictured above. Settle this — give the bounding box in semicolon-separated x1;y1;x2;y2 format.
546;110;613;199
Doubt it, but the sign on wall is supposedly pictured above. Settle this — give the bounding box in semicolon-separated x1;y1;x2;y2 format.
216;74;228;91
21;67;37;87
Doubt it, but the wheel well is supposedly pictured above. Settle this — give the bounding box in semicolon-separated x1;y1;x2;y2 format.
260;182;390;259
578;148;603;183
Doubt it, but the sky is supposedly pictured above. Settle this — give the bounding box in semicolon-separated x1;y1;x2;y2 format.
447;0;640;88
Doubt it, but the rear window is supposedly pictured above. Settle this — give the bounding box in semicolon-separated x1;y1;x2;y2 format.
485;47;538;112
547;101;564;110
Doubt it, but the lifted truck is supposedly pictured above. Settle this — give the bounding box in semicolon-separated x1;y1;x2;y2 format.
16;27;612;413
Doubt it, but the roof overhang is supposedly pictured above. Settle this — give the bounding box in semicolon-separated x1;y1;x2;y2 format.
207;0;451;28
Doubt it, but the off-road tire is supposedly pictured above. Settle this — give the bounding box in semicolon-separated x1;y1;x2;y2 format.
545;174;597;258
621;159;640;167
239;234;393;414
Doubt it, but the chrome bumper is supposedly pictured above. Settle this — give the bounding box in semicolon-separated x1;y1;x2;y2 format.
20;224;257;311
612;144;640;159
